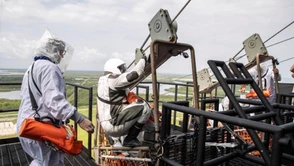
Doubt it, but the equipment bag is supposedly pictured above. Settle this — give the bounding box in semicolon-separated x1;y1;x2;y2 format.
20;118;83;155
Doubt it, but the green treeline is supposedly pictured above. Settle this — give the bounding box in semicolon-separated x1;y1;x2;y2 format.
0;99;21;110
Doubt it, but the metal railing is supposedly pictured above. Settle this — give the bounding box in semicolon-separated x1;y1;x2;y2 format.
66;82;93;157
135;81;194;102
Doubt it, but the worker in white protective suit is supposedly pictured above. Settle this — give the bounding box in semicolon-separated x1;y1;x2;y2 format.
16;29;94;166
97;57;152;147
221;63;281;112
248;62;281;103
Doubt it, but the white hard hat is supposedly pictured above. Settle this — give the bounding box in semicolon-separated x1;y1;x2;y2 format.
104;58;126;74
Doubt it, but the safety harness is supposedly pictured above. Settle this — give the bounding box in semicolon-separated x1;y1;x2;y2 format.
97;94;128;105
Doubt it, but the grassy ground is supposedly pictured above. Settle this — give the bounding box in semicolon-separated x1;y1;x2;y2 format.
0;112;18;139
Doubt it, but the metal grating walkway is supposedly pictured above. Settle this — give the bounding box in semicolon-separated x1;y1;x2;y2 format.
0;138;98;166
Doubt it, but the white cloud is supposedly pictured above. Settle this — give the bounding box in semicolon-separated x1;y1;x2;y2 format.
0;36;36;59
68;47;135;71
74;47;105;62
111;51;134;64
0;0;293;80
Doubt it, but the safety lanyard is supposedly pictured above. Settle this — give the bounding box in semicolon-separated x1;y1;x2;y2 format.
28;63;40;116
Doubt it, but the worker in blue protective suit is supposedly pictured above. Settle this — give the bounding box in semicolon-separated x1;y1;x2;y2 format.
97;57;152;147
16;29;94;166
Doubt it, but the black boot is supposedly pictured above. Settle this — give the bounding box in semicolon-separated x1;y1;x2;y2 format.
105;133;114;145
123;122;144;147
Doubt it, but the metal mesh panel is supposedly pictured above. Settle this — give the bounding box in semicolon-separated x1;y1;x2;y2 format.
227;157;261;166
165;126;262;166
166;132;197;165
205;127;229;161
281;112;294;123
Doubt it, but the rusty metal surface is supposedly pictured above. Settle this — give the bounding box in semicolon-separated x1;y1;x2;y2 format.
148;40;198;143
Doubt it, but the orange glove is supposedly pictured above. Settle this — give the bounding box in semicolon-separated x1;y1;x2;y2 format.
246;90;270;98
127;92;143;104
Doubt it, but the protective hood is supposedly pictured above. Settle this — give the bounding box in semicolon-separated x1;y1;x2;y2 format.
57;42;74;73
35;29;74;73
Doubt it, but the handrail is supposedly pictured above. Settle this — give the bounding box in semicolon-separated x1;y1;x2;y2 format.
162;102;282;133
0;82;22;86
65;82;93;158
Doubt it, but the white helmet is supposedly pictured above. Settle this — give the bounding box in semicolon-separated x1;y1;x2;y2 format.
104;58;127;74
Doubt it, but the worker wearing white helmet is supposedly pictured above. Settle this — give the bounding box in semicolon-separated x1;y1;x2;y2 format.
248;62;281;103
97;56;152;147
221;63;281;112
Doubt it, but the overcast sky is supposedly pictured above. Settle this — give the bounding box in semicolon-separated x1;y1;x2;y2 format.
0;0;293;81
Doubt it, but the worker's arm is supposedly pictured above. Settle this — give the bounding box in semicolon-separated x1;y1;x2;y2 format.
290;64;294;73
272;68;281;81
111;57;147;90
290;64;294;78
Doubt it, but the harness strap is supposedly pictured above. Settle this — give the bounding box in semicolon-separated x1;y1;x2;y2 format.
30;63;42;95
28;70;38;112
97;94;128;105
256;68;268;89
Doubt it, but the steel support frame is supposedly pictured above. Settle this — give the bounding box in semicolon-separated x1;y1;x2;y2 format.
160;102;294;166
149;40;198;142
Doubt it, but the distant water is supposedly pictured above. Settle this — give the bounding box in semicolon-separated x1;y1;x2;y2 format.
0;69;26;75
0;91;21;100
134;81;188;96
133;83;174;95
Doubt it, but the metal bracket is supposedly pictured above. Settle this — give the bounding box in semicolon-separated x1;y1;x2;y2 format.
197;68;213;92
243;33;268;63
148;9;177;42
205;142;239;148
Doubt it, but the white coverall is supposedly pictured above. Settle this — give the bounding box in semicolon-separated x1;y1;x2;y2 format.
16;31;84;166
248;67;280;103
97;58;152;137
221;66;280;111
17;60;76;166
